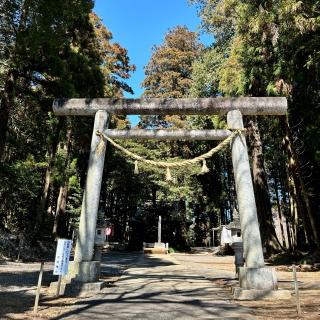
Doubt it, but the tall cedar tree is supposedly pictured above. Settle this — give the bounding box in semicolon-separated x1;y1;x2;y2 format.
0;0;135;240
49;13;136;238
0;0;103;158
192;0;320;253
191;0;283;254
141;26;203;128
140;26;225;248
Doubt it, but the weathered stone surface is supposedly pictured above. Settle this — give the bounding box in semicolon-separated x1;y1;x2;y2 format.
227;110;265;268
104;129;232;140
144;248;168;254
143;242;168;254
74;111;109;263
231;242;244;270
239;267;278;290
53;97;288;116
233;287;292;300
48;261;102;297
66;261;101;283
154;242;166;248
49;280;106;297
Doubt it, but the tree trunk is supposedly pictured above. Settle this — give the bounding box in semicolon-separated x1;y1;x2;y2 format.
35;163;52;231
52;129;72;238
0;70;16;159
0;1;30;159
152;187;157;208
35;119;64;233
280;177;295;251
289;181;299;249
280;116;319;250
249;119;282;254
274;174;288;249
52;184;69;238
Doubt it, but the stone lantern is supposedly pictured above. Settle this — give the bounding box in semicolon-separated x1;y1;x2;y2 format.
93;210;106;261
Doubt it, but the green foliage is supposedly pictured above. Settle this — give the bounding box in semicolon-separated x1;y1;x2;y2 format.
133;24;230;248
90;13;136;97
0;156;44;234
66;160;83;226
190;47;224;97
2;0;319;254
189;0;238;49
168;247;175;253
0;0;135;244
142;25;203;98
192;0;320;252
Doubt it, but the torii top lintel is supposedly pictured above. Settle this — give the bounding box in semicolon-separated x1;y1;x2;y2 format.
53;97;287;116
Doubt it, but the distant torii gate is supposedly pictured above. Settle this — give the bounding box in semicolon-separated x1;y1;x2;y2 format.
53;97;288;298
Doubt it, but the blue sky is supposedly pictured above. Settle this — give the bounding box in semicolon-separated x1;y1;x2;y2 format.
94;0;212;125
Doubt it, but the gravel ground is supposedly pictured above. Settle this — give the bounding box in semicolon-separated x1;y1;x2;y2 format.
0;261;55;292
1;252;320;319
173;253;320;319
0;251;140;319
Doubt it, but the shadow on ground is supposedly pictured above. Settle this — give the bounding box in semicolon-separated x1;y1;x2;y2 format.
0;251;142;319
0;268;56;318
47;253;252;320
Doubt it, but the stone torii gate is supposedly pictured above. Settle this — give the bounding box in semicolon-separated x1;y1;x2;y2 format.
53;97;289;298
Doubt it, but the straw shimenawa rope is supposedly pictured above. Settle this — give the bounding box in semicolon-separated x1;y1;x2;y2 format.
95;129;244;170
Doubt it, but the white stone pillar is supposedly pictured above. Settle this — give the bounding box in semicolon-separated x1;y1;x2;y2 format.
158;216;161;243
74;110;109;262
227;110;265;268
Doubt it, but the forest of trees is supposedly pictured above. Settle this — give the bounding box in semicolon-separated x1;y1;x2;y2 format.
0;0;319;260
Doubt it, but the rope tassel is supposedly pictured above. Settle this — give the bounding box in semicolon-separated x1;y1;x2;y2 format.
166;167;173;182
201;160;209;174
134;160;139;175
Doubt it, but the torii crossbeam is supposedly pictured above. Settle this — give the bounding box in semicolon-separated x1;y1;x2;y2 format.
53;97;287;116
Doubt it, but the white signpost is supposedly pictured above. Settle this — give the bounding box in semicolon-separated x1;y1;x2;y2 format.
53;239;72;297
54;239;72;275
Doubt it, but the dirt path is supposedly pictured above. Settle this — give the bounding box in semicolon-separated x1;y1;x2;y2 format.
47;254;254;320
0;252;140;319
1;253;320;319
173;253;320;319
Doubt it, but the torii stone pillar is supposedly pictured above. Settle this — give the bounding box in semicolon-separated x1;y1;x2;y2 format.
70;110;109;282
227;110;265;267
227;110;279;297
